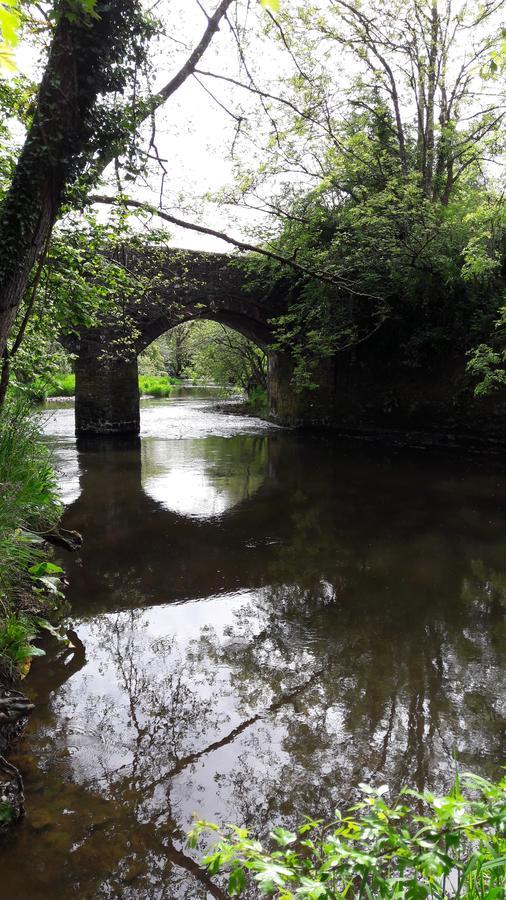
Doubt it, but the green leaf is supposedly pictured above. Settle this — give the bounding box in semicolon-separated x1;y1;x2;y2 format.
259;0;279;11
270;827;297;847
25;645;46;658
36;575;62;595
0;1;19;47
228;867;246;895
28;561;64;576
35;618;69;644
0;42;16;71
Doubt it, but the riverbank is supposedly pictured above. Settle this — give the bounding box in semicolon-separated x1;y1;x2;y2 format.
0;398;72;830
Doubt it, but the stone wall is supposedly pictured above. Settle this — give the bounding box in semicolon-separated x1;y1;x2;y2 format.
270;350;506;449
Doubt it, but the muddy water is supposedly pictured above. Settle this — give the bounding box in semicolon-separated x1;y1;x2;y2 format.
1;387;505;898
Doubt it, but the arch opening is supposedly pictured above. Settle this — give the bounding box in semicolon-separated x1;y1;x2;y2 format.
138;319;268;400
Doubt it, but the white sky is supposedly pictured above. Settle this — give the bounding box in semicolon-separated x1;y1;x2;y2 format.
104;0;280;251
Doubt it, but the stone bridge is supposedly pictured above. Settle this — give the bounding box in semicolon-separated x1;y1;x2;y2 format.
73;248;333;435
71;246;506;447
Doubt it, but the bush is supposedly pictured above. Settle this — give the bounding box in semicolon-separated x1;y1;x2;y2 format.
0;614;46;673
188;773;506;898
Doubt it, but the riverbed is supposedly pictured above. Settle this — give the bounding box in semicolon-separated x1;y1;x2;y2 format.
1;387;505;898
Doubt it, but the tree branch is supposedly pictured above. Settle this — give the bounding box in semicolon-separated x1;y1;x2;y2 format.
88;194;379;297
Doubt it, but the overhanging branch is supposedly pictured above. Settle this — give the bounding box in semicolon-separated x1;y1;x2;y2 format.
88;194;379;297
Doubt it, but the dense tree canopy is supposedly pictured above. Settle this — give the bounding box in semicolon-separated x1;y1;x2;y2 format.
141;321;267;394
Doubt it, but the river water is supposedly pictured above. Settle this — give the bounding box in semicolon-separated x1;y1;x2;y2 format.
1;387;505;898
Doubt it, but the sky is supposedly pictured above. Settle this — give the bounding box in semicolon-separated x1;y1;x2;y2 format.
103;0;278;252
130;0;291;251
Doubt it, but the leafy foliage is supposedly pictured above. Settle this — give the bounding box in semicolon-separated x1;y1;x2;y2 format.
153;321;268;394
0;613;46;670
189;773;506;898
0;0;20;71
226;0;506;391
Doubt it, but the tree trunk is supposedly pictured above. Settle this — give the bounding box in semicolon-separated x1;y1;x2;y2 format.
422;1;440;198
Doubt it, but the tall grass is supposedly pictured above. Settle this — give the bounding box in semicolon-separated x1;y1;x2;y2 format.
29;373;75;401
0;397;61;672
138;374;178;397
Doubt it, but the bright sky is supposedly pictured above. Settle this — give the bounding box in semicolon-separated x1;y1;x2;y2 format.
13;0;273;250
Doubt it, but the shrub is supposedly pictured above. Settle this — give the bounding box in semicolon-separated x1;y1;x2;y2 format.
0;614;46;673
188;773;506;898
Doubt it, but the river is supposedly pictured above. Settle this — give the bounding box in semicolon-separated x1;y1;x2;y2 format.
1;386;505;898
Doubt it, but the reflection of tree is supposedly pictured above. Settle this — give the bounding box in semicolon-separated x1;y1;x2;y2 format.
206;548;506;821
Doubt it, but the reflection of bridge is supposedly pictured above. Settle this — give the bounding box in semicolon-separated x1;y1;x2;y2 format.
62;433;281;612
60;430;506;615
73;249;334;435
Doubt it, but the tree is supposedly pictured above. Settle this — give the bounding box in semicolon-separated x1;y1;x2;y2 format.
3;211;168;399
183;321;267;391
144;321;267;392
0;0;237;402
198;0;505;385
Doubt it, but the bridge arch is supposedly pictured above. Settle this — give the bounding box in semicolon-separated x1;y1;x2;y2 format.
72;248;331;435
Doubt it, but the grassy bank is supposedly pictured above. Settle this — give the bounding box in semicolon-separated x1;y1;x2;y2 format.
0;398;63;679
138;374;179;397
29;373;179;401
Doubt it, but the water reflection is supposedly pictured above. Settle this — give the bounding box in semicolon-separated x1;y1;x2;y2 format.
142;436;268;519
1;397;505;898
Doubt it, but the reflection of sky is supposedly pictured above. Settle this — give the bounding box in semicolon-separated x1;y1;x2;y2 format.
143;464;232;518
41;403;81;505
35;589;285;815
141;435;267;519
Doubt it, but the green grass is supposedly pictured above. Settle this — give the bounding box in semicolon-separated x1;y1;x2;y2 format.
29;372;179;401
0;396;62;674
138;374;179;397
30;373;76;401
